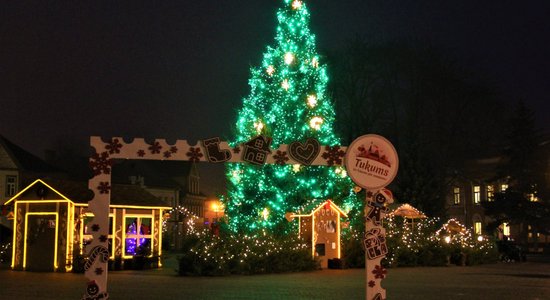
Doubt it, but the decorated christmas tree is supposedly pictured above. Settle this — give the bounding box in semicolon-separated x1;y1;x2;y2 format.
224;0;360;234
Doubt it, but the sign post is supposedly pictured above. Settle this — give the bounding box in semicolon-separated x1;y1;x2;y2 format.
345;134;399;300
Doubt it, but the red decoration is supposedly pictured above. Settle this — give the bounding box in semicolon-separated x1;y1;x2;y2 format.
273;150;289;165
149;141;162;154
170;146;178;153
105;138;123;154
137;149;146;157
186;147;204;162
372;265;387;279
97;182;111;194
321;145;345;166
89;151;112;176
163;151;172;158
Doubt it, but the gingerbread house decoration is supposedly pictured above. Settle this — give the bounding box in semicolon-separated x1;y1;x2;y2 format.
242;135;272;165
5;179;170;272
287;200;348;268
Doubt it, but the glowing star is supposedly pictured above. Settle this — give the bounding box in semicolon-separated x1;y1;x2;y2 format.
266;65;275;76
307;94;317;107
253;121;264;134
311;57;319;68
262;208;269;220
281;79;290;90
309;116;323;130
292;0;303;10
284;52;295;65
292;164;301;172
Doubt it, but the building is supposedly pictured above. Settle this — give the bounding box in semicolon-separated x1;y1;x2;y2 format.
446;144;550;252
0;135;64;240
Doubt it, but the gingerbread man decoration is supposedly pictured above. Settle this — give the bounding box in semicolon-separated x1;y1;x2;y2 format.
365;188;393;226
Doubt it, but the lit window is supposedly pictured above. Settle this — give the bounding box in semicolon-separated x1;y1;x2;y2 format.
486;185;494;202
453;187;460;205
5;175;17;197
124;216;153;257
502;223;510;236
473;186;481;204
474;222;482;235
82;214;114;257
501;184;508;192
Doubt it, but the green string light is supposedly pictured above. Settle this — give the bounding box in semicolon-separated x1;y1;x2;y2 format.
224;0;360;234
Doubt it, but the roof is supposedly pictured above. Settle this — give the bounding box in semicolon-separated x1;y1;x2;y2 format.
291;200;348;218
5;178;170;209
0;135;59;172
112;159;193;189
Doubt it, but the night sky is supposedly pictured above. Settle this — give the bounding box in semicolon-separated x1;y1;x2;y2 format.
2;0;550;159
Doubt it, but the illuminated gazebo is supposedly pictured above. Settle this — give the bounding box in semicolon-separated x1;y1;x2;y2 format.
388;203;426;228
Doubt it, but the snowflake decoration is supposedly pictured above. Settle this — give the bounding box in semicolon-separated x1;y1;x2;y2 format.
99;235;108;243
368;280;376;288
321;146;345;166
105;138;123;154
97;182;111;194
163;151;172;158
91;224;100;232
186;147;203;162
137;149;146;157
149;141;162;154
273;150;289;165
372;265;387;279
89;151;112;176
170;146;178;153
95;267;104;275
233;146;241;154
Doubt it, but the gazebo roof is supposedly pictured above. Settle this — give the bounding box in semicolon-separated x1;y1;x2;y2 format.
388;203;426;219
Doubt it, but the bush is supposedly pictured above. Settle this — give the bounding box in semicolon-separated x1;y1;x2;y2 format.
177;229;318;276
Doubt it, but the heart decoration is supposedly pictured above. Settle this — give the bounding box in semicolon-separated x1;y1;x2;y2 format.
289;138;320;165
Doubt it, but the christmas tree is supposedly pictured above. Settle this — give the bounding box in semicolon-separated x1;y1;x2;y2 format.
225;0;359;234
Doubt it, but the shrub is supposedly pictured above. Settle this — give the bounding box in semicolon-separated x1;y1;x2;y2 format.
177;229;318;276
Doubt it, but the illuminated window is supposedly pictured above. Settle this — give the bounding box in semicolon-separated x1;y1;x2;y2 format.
473;186;481;204
453;187;460;205
82;214;114;257
502;223;510;236
5;175;17;197
124;216;153;257
474;222;482;235
486;185;494;202
501;184;508;192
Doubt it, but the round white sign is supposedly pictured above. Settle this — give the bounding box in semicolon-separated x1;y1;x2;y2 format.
344;134;399;189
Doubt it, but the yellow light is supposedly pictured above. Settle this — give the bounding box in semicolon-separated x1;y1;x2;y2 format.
262;208;269;220
477;235;484;242
311;57;319;68
212;203;219;212
444;236;451;244
282;79;290;90
266;65;275;76
307;95;317;108
292;0;303;10
284;52;295;65
292;164;301;172
309;116;323;130
253;121;264;134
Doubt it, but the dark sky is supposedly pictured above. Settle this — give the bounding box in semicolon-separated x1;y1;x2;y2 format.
2;0;550;158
